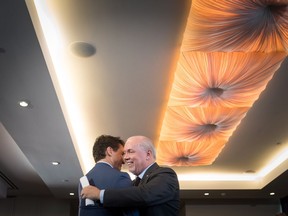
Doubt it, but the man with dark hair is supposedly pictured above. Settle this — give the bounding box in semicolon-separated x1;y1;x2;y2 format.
78;135;137;216
92;135;125;171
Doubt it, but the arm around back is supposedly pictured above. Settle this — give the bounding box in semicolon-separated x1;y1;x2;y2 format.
104;164;179;208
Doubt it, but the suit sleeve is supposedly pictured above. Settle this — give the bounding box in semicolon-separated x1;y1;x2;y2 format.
115;172;133;188
103;168;179;207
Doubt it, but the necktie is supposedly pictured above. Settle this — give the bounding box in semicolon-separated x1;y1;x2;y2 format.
134;176;141;186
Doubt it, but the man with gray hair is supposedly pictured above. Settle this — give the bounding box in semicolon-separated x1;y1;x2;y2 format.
81;135;180;216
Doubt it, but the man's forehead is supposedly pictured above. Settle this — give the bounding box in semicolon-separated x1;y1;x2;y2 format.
124;142;137;150
124;145;133;151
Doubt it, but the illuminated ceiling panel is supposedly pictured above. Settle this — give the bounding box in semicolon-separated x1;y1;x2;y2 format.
157;0;288;166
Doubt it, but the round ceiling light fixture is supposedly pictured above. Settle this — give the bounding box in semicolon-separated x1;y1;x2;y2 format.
244;169;255;174
51;161;60;166
69;41;96;57
18;100;32;108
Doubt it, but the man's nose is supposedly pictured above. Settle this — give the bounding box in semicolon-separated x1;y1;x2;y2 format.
123;152;128;160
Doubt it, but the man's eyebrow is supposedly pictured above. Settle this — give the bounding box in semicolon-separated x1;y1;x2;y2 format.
125;149;134;152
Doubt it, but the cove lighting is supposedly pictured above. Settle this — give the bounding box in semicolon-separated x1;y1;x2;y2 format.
33;0;94;174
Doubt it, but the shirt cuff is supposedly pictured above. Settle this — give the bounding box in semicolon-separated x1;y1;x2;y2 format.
100;189;105;204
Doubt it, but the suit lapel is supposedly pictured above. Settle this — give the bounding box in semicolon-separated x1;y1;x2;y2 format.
139;163;159;185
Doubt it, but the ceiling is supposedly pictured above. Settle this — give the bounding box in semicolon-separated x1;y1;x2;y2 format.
0;0;287;201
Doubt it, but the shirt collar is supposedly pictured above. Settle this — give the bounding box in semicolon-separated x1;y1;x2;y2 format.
97;161;113;168
138;162;155;179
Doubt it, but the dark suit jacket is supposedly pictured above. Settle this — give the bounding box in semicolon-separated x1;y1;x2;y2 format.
78;162;133;216
103;163;180;216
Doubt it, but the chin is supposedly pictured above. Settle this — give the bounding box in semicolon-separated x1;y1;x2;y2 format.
128;168;135;173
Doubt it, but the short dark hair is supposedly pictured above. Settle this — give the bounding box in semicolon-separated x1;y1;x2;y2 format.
93;135;125;162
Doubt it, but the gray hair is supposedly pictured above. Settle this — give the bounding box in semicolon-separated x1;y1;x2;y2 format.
127;136;156;160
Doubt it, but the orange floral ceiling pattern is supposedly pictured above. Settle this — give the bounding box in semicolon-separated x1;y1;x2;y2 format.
157;0;288;166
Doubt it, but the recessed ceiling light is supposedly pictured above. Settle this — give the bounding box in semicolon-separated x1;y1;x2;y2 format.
69;192;75;196
270;192;275;196
204;192;209;196
51;161;60;165
19;100;30;108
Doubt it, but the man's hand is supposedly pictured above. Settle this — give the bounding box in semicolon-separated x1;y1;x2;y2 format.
81;185;100;200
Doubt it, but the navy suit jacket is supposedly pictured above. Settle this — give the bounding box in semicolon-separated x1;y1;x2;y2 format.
78;162;133;216
103;163;180;216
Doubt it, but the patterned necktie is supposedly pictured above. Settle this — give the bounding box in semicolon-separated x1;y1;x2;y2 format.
134;176;141;186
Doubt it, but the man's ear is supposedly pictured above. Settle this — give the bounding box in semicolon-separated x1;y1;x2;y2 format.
146;150;152;160
106;146;113;157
